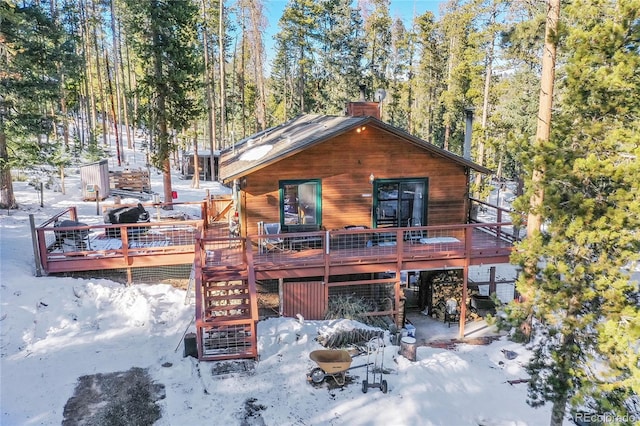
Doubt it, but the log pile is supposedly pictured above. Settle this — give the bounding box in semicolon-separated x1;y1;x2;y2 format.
317;329;384;349
110;170;151;193
429;270;482;322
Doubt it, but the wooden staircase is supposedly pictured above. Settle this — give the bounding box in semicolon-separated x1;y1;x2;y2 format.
194;237;259;361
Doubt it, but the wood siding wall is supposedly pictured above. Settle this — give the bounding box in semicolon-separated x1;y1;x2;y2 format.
240;126;469;236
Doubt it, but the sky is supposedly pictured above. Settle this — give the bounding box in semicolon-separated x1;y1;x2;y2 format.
263;0;443;29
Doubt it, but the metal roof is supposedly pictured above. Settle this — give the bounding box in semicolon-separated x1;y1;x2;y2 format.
220;114;492;183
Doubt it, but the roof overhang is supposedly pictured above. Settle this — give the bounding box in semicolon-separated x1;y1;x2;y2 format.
220;115;492;183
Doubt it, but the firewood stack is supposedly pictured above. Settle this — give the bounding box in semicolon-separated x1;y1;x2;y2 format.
429;271;481;322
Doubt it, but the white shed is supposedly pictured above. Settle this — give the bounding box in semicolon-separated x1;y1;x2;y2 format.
80;160;110;200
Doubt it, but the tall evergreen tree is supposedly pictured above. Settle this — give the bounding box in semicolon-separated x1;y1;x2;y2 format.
0;1;79;208
488;0;545;180
361;0;392;103
315;0;366;114
412;11;446;145
437;0;483;154
120;0;203;205
270;0;322;118
233;0;268;134
386;17;411;129
510;0;640;423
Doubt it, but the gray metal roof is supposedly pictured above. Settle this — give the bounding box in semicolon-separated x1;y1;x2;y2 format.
220;114;492;182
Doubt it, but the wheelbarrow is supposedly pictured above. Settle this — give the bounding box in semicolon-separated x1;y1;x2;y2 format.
307;349;370;386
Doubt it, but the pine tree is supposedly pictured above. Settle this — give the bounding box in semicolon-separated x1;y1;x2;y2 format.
412;11;446;144
315;0;366;114
511;0;640;423
386;17;411;129
120;0;203;206
361;0;392;104
270;0;322;117
437;0;484;154
0;1;79;209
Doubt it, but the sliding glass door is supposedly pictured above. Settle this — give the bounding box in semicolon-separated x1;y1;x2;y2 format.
373;179;427;228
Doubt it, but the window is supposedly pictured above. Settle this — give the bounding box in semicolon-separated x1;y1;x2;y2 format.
373;179;427;228
280;180;321;230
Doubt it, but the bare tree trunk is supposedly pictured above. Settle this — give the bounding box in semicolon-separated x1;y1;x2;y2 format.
59;165;65;195
240;8;246;138
518;0;561;358
443;36;455;151
105;53;121;166
443;125;450;150
118;22;133;152
60;75;69;147
90;0;108;147
110;0;128;154
299;46;305;113
407;41;414;134
192;122;200;189
247;0;267;131
231;36;238;141
79;0;97;146
550;394;568;426
51;1;69;148
201;0;217;180
219;0;226;150
475;23;495;194
0;132;17;209
527;0;560;236
122;25;136;151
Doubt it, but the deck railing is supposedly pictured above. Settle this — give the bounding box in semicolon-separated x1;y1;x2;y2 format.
247;222;517;270
469;197;525;242
35;200;519;277
36;212;204;274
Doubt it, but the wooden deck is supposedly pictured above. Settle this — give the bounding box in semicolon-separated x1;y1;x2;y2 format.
33;203;519;361
199;222;517;281
39;220;204;274
193;221;517;360
34;200;230;276
36;206;516;281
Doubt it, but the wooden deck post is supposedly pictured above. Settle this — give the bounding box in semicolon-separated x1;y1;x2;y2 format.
459;264;469;339
29;214;42;277
395;228;403;327
194;236;204;359
323;230;330;313
459;226;473;338
278;278;284;316
489;266;496;295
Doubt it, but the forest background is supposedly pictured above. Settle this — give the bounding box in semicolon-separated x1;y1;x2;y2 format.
1;0;639;424
2;0;556;205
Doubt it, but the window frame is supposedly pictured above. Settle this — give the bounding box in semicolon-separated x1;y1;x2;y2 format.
372;178;428;228
279;179;322;231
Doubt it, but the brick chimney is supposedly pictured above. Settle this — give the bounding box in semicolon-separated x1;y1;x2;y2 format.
346;84;381;119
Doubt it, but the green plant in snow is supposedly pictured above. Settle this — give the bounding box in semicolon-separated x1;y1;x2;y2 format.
508;1;640;423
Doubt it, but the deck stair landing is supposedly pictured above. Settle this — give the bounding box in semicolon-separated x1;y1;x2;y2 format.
195;238;258;361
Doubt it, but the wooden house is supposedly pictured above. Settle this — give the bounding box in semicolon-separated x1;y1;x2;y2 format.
193;103;518;361
222;111;489;235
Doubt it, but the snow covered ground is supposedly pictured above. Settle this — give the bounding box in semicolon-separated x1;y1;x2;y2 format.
0;150;558;425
